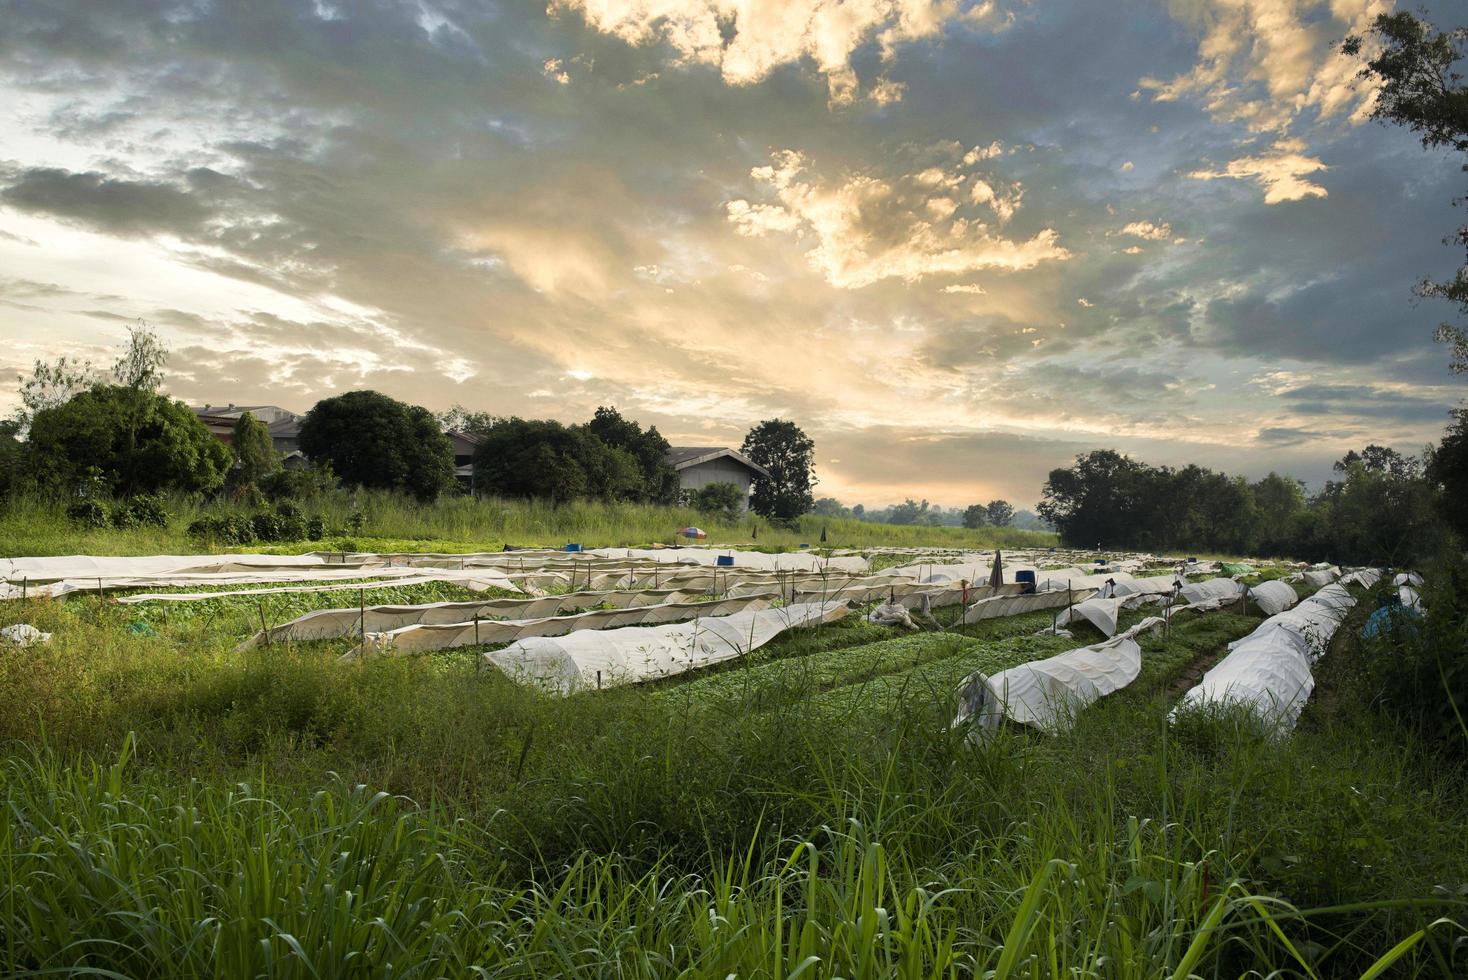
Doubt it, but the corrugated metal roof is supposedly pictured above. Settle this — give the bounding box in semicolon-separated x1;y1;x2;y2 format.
665;446;770;478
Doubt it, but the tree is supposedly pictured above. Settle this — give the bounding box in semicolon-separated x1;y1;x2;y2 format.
26;385;231;496
113;321;167;394
962;504;989;528
1346;13;1468;371
1428;408;1468;541
298;390;455;502
1251;472;1308;555
693;482;745;523
986;499;1015;527
587;406;680;503
811;497;850;518
742;419;815;522
230;411;280;489
13;355;98;435
471;417;640;504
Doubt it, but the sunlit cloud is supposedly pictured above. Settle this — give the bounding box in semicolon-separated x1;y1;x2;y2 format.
1189;137;1328;203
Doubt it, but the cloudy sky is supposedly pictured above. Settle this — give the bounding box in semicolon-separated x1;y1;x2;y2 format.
1;0;1463;508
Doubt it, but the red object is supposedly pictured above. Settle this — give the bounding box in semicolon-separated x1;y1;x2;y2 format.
678;527;707;539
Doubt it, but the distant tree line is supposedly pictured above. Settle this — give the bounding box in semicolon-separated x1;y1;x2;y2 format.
1039;440;1465;565
0;332;823;526
811;496;1047;530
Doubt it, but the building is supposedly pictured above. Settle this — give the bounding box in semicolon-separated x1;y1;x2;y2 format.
666;447;769;511
189;404;307;468
448;430;482;486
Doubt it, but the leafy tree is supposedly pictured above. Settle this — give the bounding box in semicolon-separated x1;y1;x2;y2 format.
693;482;745;523
0;420;23;499
1346;13;1468;370
113;321;168;394
1428;408;1468;541
471;417;639;504
885;498;929;525
985;499;1015;527
587;406;679;503
229;411;280;489
1312;450;1443;565
299;390;455;502
742;419;815;522
962;504;990;529
811;497;850;518
1251;472;1308;555
13;355;98;435
27;385;231;496
1039;450;1150;548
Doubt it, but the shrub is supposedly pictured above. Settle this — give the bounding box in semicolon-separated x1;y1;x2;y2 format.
66;499;111;529
307;516;326;540
112;493;169;529
260;465;337;503
692;482;745;523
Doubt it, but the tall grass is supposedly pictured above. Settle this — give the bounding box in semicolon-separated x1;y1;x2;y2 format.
1;586;1466;974
0;489;1055;556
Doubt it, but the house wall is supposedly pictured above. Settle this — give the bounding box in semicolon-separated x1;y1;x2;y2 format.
676;459;755;511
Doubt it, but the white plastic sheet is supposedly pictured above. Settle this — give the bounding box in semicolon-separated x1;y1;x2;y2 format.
1302;568;1341;588
1247;580;1298;617
243;589;701;646
1339;568;1383;588
482;602;850;694
1054;596;1123;637
1179;578;1245;607
953;617;1166;735
1174;583;1356;734
346;594;778;659
1393;571;1424;588
962;589;1094;624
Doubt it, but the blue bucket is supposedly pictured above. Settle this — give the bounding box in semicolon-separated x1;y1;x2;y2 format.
716;555;735;567
1015;569;1037;594
564;543;582;553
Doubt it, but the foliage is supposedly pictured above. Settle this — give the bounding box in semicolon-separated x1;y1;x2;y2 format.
962;503;989;528
985;499;1014;527
26;385;231;497
11;354;98;435
1040;446;1448;563
111;321;168;394
691;481;745;523
472;417;642;504
259;463;337;502
811;496;851;518
1347;11;1468;372
65;499;111;529
1358;560;1468;758
587;406;680;504
1427;407;1468;541
742;418;815;522
228;411;281;490
0;420;22;499
0;587;1464;974
298;390;455;503
110;493;169;529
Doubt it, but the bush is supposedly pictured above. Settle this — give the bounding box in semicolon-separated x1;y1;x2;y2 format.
66;499;110;529
112;494;169;529
692;482;745;523
260;465;337;503
307;516;326;540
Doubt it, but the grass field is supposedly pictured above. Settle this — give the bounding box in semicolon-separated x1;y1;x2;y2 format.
0;491;1056;557
1;531;1465;975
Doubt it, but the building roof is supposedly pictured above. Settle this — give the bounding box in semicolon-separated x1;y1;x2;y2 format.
666;446;770;478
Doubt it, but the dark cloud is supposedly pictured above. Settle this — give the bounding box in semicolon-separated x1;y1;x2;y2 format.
0;166;209;235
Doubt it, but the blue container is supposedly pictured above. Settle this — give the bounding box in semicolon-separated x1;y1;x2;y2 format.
1015;569;1037;594
564;543;582;553
716;555;735;567
799;543;810;549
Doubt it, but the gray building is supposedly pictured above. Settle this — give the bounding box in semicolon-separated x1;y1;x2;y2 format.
667;447;769;512
190;404;307;467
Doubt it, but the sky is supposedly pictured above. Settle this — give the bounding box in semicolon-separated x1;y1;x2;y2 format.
0;0;1464;510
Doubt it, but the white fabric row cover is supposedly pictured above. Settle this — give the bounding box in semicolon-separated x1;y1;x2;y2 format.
9;565;523;600
1339;568;1383;588
343;593;779;660
243;588;699;646
1055;596;1123;637
482;601;850;694
1302;567;1341;588
1036;570;1139;593
1399;585;1422;610
2;552;345;584
1174;583;1356;734
787;581;1023;610
115;575;526;605
953;618;1168;735
1179;577;1246;607
1393;571;1424;588
873;561;1040;584
1109;574;1182;598
962;588;1096;625
317;548;871;574
1247;580;1298;617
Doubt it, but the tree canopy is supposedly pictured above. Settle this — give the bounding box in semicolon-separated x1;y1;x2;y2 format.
587;406;680;504
229;411;280;490
471;417;642;504
298;390;455;502
27;385;231;496
742;419;815;522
